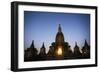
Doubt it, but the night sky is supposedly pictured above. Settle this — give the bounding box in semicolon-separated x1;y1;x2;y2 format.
24;11;90;53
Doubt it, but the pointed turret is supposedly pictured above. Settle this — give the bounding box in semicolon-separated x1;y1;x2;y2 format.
73;42;81;58
29;40;38;56
39;42;46;57
41;42;45;49
82;40;90;58
30;40;35;48
84;40;89;47
24;40;38;61
74;42;79;49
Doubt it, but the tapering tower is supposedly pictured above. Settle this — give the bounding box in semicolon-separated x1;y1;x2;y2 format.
24;40;38;61
39;42;46;56
73;42;81;58
48;24;71;60
82;40;90;58
38;42;46;60
55;24;65;45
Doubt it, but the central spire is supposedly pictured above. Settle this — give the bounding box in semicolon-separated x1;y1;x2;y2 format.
55;24;64;44
58;24;62;32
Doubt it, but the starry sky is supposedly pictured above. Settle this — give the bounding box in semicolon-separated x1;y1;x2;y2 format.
24;11;90;53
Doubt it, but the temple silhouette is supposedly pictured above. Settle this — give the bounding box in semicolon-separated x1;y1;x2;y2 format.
24;24;90;61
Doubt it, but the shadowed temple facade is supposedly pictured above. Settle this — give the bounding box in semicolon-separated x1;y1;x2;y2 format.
47;24;72;60
24;24;90;61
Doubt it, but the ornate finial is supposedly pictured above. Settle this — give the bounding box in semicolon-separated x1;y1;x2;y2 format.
58;24;61;32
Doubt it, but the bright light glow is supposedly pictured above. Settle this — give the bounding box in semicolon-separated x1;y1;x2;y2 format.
57;47;62;55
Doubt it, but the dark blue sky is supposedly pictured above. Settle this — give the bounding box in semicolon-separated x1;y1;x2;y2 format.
24;11;90;52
